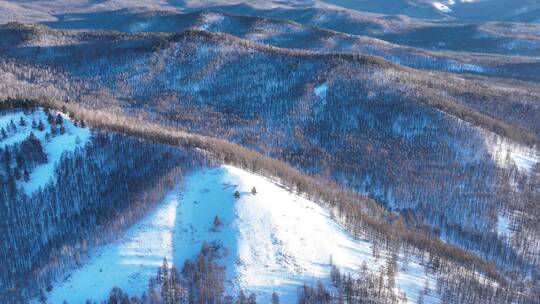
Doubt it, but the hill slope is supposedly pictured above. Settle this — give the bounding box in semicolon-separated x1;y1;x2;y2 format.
1;26;539;287
1;24;538;141
0;106;205;302
320;0;540;22
48;165;439;303
0;108;90;194
31;10;540;81
3;0;540;57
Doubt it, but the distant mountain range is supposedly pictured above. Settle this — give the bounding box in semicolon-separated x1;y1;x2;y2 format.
1;0;540;24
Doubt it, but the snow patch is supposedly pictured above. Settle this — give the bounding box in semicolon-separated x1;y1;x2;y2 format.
397;256;438;304
433;2;452;13
392;114;428;138
47;165;438;303
198;12;225;31
0;109;91;194
446;60;485;73
47;190;179;304
128;21;150;32
484;136;539;174
496;212;512;238
314;82;329;99
503;39;540;52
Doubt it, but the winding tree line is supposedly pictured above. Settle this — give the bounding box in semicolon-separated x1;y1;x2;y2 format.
89;244;407;304
93;244;529;304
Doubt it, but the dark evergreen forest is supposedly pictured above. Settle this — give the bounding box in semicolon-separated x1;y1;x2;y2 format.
0;108;206;302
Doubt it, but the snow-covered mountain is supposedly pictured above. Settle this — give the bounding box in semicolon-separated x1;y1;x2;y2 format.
2;1;540;59
47;165;439;304
320;0;540;22
1;0;539;303
20;10;538;79
0;105;206;302
1;0;539;24
2;24;539;301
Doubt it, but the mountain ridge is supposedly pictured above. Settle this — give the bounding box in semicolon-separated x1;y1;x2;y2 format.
1;23;538;146
0;2;539;302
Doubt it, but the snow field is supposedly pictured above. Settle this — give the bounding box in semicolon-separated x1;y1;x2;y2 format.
484;135;539;174
46;165;439;303
0;108;91;194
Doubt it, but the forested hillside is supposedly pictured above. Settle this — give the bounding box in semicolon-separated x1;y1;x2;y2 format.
0;106;205;302
1;24;538;141
27;10;540;82
1;25;539;281
0;98;535;303
46;165;440;303
0;1;539;303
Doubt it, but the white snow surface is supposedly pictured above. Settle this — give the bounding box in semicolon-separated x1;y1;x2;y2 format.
47;165;436;303
0;109;91;194
433;2;452;13
446;60;485;73
484;135;539;174
198;12;226;31
314;82;329;99
397;256;438;304
47;190;179;304
497;212;512;238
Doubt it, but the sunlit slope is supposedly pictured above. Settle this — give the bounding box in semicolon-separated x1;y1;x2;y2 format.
48;165;437;303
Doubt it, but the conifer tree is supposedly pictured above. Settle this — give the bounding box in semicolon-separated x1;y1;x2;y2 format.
23;167;30;182
247;292;257;304
9;120;16;132
271;291;280;304
37;120;45;132
56;113;64;126
38;289;47;304
47;112;54;124
236;290;247;304
213;215;222;231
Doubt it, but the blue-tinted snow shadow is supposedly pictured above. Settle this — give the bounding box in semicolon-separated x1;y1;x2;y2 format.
169;166;330;302
171;166;239;277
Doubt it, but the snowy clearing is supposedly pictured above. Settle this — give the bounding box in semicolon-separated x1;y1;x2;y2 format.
46;190;179;304
484;135;539;174
314;82;329;99
397;256;438;304
46;165;437;303
0;109;91;194
432;2;452;13
198;12;225;31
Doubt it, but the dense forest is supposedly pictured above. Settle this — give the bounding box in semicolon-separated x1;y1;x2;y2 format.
0;4;539;302
5;27;534;286
0;100;536;303
0;107;206;302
